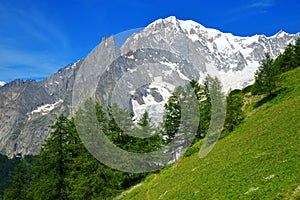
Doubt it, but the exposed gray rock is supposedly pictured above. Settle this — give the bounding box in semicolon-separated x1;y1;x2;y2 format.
0;16;298;157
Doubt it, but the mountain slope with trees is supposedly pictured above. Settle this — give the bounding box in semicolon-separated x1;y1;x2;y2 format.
121;67;300;199
2;37;300;200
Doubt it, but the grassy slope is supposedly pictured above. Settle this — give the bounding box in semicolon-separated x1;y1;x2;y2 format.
121;67;300;200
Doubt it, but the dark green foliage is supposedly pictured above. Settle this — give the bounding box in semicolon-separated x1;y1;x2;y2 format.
0;155;34;200
273;37;300;73
108;104;162;153
198;76;213;138
31;115;75;200
253;93;278;108
0;155;20;199
65;137;125;199
162;82;202;140
162;76;225;141
294;37;300;67
242;85;253;93
273;44;296;73
252;37;300;101
252;53;277;95
14;101;153;200
3;160;31;200
183;146;200;158
223;89;244;133
162;87;183;143
198;75;226;140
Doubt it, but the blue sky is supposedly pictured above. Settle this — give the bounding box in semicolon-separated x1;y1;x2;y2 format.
0;0;299;82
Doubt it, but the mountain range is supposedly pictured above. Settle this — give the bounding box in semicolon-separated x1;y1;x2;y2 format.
0;16;299;157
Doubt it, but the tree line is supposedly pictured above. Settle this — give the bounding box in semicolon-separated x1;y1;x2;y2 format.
2;76;232;200
2;111;154;200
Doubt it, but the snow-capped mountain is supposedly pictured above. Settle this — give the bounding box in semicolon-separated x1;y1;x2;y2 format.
0;16;299;157
122;16;297;91
115;16;298;120
0;81;5;87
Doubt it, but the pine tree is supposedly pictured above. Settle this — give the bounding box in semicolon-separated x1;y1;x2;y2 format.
134;111;161;152
198;76;213;138
273;44;296;73
108;105;161;153
162;78;219;140
201;75;226;144
162;86;183;143
65;137;124;199
3;160;30;200
31;115;75;200
294;37;300;67
223;90;244;133
0;154;22;199
252;53;277;95
73;99;148;198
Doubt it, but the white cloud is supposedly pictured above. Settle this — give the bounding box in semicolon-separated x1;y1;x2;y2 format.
247;0;274;9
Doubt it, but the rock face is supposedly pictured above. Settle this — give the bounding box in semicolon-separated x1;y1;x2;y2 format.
0;60;82;156
0;16;299;157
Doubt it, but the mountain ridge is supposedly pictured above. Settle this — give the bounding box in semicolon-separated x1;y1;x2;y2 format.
0;16;299;157
122;16;298;90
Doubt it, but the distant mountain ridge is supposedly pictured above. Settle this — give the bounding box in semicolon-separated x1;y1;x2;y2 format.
0;16;299;157
122;16;298;90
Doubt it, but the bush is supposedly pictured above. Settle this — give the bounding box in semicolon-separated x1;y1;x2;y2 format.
183;146;199;158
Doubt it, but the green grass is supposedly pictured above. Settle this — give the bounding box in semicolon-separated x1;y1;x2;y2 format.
120;67;300;200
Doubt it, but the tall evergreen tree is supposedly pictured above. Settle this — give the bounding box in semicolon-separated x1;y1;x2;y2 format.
73;99;150;198
252;53;277;95
65;135;124;199
201;75;226;144
223;90;244;133
31;115;75;200
0;154;22;198
198;76;212;138
273;43;297;73
162;92;181;143
294;37;300;67
3;160;30;200
162;77;222;140
108;104;161;153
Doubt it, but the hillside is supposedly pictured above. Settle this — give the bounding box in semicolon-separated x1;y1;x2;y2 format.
120;67;300;199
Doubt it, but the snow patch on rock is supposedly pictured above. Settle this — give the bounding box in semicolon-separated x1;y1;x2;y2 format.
0;81;6;87
28;99;63;120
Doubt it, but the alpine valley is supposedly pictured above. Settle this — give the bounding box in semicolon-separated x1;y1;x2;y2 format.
0;16;299;157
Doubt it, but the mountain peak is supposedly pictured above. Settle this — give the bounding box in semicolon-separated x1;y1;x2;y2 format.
148;16;202;30
145;16;180;31
163;16;178;23
273;29;287;38
144;16;223;40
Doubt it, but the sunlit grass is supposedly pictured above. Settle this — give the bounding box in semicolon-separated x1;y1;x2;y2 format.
121;67;300;199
